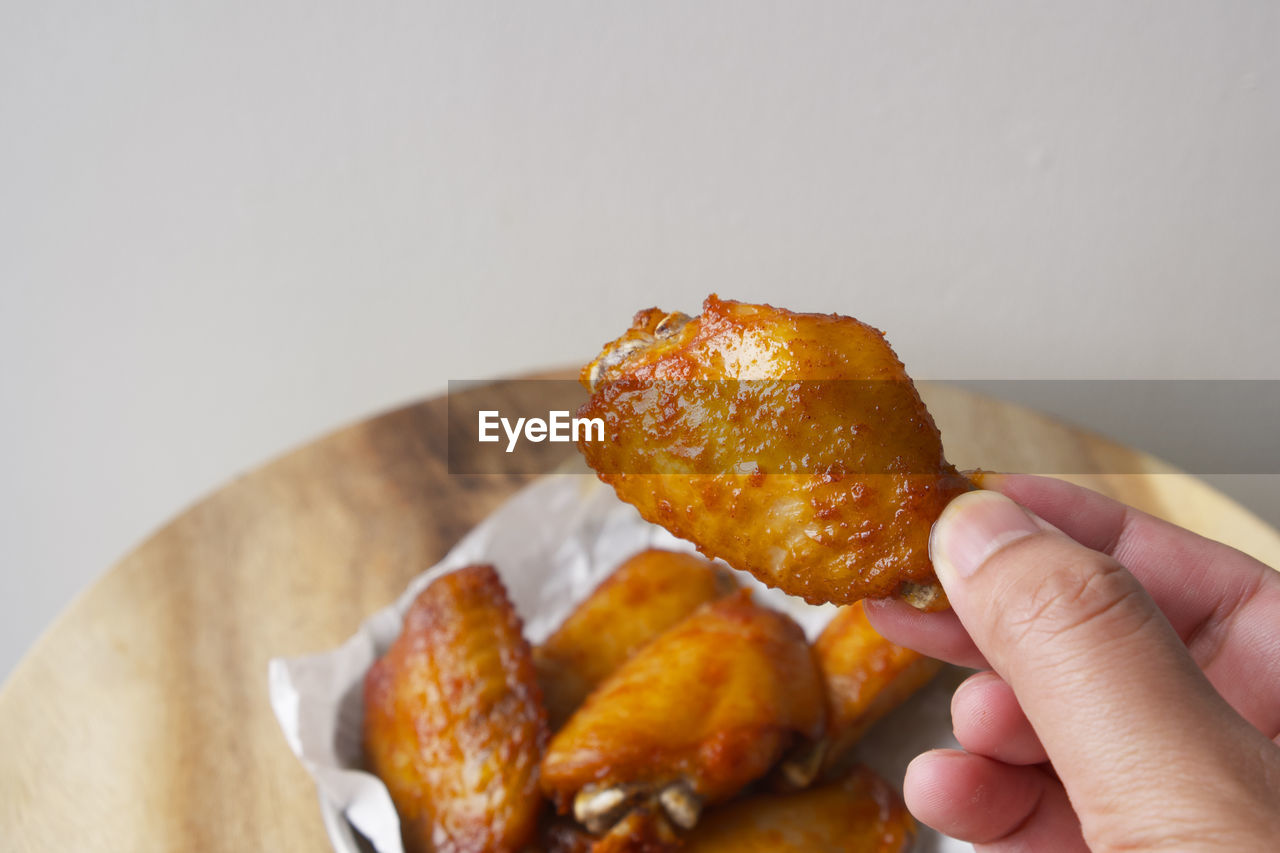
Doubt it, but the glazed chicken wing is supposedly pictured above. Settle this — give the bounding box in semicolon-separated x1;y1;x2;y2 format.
540;591;825;847
682;765;914;853
780;602;942;787
577;295;972;609
363;565;549;853
814;602;942;764
534;548;738;729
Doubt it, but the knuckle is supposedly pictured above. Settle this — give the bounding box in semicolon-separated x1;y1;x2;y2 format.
991;539;1153;652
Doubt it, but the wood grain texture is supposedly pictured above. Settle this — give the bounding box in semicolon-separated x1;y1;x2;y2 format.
1;379;1278;853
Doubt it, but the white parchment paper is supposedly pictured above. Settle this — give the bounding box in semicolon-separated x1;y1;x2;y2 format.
268;474;966;852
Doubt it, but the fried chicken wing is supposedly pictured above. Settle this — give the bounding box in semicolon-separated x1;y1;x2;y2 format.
682;765;915;853
577;295;972;609
814;602;942;762
540;591;825;845
363;565;549;853
534;548;738;729
779;602;942;787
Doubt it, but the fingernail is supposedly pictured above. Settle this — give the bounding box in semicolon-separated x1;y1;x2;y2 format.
930;491;1041;583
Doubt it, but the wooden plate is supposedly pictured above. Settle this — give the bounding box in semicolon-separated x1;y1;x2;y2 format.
2;379;1278;851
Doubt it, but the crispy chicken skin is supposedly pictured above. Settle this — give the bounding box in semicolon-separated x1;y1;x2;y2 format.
534;549;738;730
577;295;972;609
363;565;549;853
682;765;915;852
780;602;943;786
815;602;942;763
540;591;825;841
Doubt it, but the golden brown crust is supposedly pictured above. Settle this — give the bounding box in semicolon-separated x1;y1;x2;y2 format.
681;765;915;852
363;565;549;853
534;549;738;730
540;591;826;813
577;295;972;608
812;602;943;770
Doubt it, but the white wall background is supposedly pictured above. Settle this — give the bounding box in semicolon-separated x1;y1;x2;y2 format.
3;2;1278;678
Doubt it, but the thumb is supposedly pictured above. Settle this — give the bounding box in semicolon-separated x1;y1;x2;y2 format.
930;490;1264;834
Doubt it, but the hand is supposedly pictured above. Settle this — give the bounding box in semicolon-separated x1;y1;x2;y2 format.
865;474;1280;851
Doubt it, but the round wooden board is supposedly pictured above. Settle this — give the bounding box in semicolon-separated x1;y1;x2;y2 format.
2;380;1278;852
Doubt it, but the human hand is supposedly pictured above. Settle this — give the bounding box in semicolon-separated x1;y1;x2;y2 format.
865;474;1280;851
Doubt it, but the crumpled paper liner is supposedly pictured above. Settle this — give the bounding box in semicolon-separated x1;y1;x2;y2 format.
268;474;965;852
